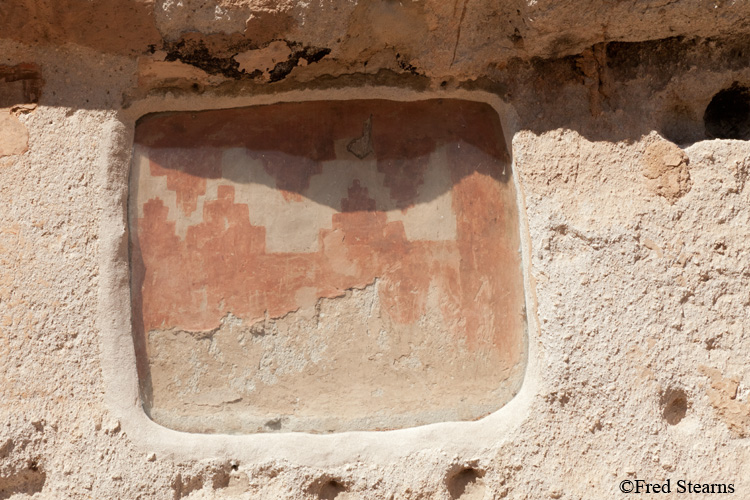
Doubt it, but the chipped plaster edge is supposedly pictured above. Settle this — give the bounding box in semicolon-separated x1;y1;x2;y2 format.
97;87;541;467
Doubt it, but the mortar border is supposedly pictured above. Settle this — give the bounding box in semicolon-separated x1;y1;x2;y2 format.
97;87;540;466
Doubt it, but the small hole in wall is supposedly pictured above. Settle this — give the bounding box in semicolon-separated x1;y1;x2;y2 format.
0;462;46;499
447;467;486;500
662;388;688;425
704;83;750;140
318;479;346;500
264;418;282;431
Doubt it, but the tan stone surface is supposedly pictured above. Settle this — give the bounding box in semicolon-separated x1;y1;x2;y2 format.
0;110;29;157
2;2;750;499
700;366;750;439
642;139;692;203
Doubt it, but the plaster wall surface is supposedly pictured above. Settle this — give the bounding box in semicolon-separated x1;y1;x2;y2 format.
130;100;525;433
2;2;750;499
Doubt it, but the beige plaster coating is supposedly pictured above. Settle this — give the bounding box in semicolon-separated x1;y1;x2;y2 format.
2;3;750;498
128;99;526;434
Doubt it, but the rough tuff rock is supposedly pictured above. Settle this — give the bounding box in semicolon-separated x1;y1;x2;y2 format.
642;138;692;203
2;0;750;78
2;1;750;499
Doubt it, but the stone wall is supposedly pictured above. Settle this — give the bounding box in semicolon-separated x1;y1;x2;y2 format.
2;2;750;499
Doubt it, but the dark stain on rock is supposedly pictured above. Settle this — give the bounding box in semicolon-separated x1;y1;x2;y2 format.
163;33;330;82
269;43;332;82
396;53;421;76
164;37;250;79
509;28;524;47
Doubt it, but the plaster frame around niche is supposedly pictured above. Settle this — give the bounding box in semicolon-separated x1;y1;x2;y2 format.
97;87;540;466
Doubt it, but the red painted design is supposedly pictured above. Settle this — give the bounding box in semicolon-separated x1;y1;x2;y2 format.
131;100;522;357
149;148;221;216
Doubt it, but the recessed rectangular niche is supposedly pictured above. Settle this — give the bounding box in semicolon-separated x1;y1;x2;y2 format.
129;99;526;434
